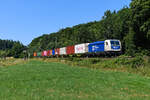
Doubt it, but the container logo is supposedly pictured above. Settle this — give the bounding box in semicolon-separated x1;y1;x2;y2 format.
77;47;83;51
111;46;120;50
92;46;99;51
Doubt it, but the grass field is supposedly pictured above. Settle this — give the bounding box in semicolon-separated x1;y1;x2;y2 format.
0;60;150;100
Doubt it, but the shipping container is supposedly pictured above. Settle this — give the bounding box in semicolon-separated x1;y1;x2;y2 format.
43;51;47;56
60;47;66;55
52;49;55;56
37;52;41;57
50;50;52;56
41;51;44;57
33;52;37;57
47;50;50;56
55;48;60;55
66;45;75;55
75;43;89;54
88;41;105;53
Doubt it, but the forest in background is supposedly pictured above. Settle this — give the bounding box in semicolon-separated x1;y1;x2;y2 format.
0;39;27;58
29;0;150;56
0;0;150;58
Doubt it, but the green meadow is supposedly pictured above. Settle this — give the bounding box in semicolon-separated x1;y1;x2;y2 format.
0;60;150;100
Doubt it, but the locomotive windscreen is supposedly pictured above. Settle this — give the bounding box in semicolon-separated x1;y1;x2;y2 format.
110;41;120;46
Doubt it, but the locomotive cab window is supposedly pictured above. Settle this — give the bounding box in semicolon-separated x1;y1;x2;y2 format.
106;42;108;45
111;41;120;46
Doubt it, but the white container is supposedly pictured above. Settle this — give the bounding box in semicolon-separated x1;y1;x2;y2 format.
75;43;89;54
60;47;66;55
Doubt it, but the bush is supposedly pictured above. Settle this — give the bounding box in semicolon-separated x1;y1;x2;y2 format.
129;56;144;68
90;59;101;64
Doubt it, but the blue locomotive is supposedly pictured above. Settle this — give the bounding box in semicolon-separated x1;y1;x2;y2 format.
88;39;121;56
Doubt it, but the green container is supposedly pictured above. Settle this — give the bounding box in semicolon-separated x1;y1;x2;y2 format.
37;52;41;57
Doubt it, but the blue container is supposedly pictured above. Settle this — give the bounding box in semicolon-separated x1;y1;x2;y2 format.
88;41;104;53
52;49;55;55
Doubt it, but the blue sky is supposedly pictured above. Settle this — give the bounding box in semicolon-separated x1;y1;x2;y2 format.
0;0;131;45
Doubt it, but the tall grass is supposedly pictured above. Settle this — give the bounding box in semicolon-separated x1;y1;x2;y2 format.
41;55;150;77
0;58;28;67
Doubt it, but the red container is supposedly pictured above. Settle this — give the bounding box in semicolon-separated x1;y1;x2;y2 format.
47;50;50;56
55;48;60;55
41;51;44;57
33;52;37;57
66;45;75;55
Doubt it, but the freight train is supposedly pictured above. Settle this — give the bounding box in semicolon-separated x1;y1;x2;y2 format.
33;39;122;57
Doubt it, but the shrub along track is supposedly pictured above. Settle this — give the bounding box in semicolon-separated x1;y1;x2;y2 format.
40;56;150;77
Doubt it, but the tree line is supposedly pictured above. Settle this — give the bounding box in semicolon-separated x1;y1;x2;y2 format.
0;39;27;58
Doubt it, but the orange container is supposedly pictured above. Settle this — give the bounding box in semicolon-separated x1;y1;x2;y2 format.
33;52;37;57
50;50;52;56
